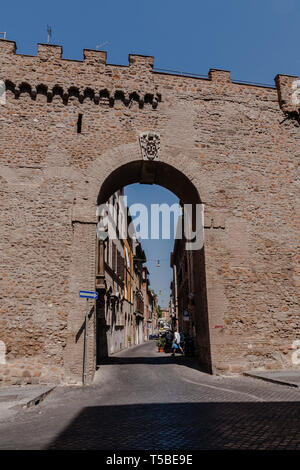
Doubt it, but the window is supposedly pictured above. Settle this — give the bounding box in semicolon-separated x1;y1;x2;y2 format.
125;246;130;268
77;113;83;133
105;240;110;264
97;239;101;275
112;243;117;272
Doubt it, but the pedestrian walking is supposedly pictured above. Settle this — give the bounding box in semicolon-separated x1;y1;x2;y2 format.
171;338;178;356
171;330;183;356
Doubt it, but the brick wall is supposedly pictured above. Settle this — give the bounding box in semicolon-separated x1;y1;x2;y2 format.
0;39;299;384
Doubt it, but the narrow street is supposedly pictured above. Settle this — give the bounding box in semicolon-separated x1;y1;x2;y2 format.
1;341;300;450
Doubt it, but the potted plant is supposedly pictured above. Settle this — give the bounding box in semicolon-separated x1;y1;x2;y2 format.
157;336;166;352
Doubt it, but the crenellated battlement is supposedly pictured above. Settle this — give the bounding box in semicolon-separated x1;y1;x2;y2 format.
0;38;299;113
0;39;158;109
84;49;107;65
0;39;154;67
0;39;16;54
208;69;231;83
38;43;63;60
275;74;299;111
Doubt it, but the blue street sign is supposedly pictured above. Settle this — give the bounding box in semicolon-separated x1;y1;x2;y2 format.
79;290;98;300
183;309;190;321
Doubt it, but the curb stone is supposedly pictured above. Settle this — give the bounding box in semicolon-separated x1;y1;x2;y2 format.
243;372;299;388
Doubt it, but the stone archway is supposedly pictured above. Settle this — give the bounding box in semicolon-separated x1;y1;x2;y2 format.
64;141;213;383
97;159;212;373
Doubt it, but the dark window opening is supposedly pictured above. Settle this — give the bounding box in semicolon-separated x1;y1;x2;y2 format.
77;113;83;133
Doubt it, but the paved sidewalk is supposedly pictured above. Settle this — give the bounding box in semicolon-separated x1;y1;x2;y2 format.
0;385;55;421
244;370;300;388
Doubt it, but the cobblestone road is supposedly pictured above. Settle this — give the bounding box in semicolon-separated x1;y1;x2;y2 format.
1;341;300;450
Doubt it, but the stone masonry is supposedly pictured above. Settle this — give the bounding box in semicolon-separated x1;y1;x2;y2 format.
0;39;299;385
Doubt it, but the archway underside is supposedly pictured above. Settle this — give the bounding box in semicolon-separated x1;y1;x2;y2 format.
98;160;201;205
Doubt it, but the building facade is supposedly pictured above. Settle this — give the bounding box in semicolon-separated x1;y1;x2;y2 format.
133;242;146;345
96;190;127;359
96;190;150;359
170;231;196;341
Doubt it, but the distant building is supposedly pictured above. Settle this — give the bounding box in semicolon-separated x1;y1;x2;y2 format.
133;241;146;345
141;266;151;341
123;226;135;349
96;189;129;359
95;190;157;358
147;289;157;335
170;216;196;339
160;308;171;324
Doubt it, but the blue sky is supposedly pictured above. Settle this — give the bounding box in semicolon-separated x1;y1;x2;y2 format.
2;0;300;84
2;0;299;305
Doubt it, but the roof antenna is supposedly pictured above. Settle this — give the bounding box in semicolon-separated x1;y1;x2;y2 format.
47;25;52;44
96;41;109;50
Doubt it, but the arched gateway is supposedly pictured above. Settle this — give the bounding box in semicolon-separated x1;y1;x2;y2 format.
65;149;212;383
0;39;298;385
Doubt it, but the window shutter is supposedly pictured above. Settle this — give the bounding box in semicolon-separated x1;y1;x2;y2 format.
117;251;121;278
112;243;116;272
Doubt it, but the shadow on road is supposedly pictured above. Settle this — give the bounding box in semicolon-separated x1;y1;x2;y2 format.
97;349;210;374
46;401;300;450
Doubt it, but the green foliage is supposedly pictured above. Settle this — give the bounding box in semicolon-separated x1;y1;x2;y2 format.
156;305;163;318
157;336;166;348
